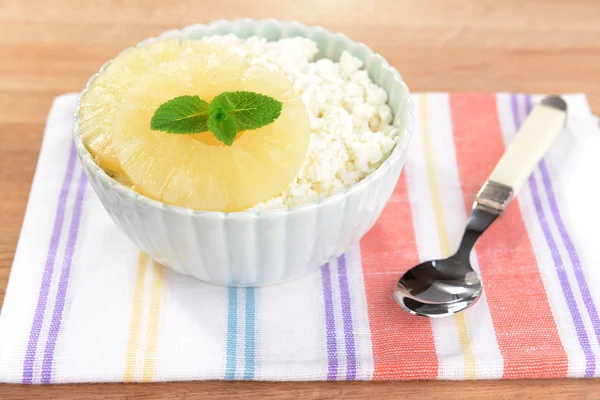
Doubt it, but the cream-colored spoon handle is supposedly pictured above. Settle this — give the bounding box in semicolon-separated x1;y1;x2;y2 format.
489;96;567;193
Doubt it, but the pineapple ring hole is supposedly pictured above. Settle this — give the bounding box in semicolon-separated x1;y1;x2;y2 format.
162;94;246;147
190;130;246;146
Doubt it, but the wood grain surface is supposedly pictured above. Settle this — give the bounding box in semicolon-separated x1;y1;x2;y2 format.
1;0;600;398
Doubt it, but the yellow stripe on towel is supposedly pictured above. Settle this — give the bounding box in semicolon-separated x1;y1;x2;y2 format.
420;94;476;379
142;262;165;382
124;252;149;382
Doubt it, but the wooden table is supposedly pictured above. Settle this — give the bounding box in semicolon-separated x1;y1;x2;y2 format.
1;0;599;398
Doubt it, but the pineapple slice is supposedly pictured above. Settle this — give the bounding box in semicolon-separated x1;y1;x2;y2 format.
78;39;226;173
112;53;310;212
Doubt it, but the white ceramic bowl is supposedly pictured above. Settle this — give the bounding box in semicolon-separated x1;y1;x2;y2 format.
74;19;413;286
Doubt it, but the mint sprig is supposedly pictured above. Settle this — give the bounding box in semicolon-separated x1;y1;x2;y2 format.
150;91;282;146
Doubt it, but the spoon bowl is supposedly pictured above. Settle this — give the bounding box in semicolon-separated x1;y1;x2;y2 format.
395;255;484;316
396;257;482;304
394;248;484;317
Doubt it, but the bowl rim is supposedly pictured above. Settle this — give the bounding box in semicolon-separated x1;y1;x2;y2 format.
73;18;414;220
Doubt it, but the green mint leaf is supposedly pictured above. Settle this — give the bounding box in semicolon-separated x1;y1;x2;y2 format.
207;109;238;146
150;95;209;134
209;91;282;131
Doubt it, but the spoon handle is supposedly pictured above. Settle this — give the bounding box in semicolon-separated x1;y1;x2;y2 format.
475;96;568;215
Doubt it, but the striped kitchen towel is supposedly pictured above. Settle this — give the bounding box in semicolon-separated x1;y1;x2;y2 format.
1;93;599;383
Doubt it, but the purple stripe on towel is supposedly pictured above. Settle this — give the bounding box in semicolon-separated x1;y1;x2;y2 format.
524;95;600;350
321;263;338;380
22;141;77;384
512;94;594;377
40;171;87;383
337;254;357;380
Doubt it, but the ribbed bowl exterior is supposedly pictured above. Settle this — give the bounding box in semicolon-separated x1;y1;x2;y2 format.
74;19;414;286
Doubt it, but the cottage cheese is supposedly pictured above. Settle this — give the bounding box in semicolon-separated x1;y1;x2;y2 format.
201;35;400;209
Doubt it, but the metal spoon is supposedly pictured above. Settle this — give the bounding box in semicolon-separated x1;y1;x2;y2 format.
395;96;568;317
